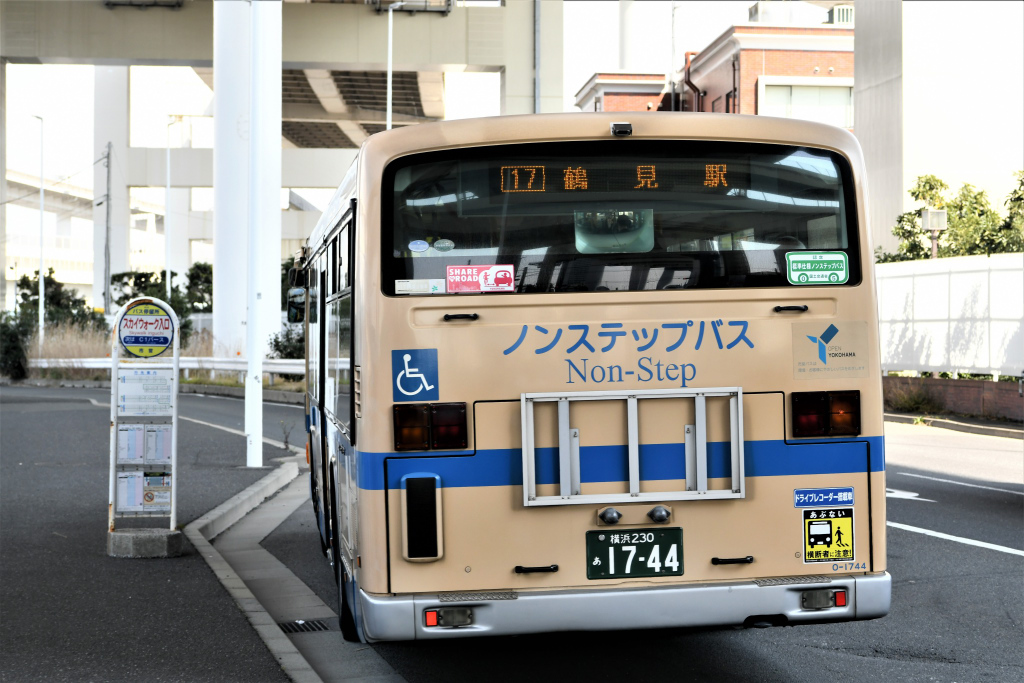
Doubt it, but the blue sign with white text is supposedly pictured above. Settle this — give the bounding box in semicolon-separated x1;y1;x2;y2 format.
794;487;854;507
392;349;439;402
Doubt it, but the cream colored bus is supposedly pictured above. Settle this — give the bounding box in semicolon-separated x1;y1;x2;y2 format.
289;113;890;642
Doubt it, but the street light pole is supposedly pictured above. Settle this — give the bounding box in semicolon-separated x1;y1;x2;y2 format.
386;1;406;130
165;116;174;301
32;115;44;351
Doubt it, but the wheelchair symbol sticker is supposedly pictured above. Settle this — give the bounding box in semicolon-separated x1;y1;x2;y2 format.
392;349;439;402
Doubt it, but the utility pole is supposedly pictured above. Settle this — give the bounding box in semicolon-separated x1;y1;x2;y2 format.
33;115;44;351
386;1;406;130
104;141;112;312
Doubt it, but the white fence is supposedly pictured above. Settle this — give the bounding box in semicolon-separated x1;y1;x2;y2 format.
876;253;1024;376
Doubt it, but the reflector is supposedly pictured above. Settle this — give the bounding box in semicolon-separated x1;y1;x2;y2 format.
834;590;848;607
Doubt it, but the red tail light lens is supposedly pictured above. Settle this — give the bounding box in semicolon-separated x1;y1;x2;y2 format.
430;403;468;450
828;391;861;436
394;404;430;451
792;391;860;437
393;402;469;451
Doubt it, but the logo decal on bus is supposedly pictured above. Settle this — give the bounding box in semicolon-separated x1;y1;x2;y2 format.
806;324;839;364
392;349;439;402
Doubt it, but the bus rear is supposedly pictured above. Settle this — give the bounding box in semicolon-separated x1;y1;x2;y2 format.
335;113;889;640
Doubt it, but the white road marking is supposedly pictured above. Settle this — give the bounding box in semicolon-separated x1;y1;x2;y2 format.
885;488;935;502
887;522;1024;557
179;415;303;454
895;471;1024;496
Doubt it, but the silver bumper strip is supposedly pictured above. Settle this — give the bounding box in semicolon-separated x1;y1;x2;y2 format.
358;572;891;641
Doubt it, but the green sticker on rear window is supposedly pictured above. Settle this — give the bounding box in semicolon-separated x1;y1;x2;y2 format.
786;251;848;285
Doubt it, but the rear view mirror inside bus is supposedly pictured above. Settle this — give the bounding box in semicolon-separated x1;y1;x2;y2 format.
286;287;306;324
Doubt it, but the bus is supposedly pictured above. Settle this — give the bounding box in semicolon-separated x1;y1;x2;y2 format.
288;112;890;642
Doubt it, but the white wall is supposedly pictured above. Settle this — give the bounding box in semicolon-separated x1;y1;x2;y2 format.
876;254;1024;376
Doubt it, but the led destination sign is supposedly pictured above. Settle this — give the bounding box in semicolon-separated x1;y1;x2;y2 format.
493;160;750;198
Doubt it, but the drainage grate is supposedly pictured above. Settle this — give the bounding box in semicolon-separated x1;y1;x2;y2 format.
278;619;331;634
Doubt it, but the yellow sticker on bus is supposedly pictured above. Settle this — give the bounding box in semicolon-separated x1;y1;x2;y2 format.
803;508;854;563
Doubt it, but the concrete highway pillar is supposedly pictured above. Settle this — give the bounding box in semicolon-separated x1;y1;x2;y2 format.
212;0;250;356
92;66;131;313
254;0;282;347
165;188;191;291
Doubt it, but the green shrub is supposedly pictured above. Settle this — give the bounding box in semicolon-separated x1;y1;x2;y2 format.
0;312;31;380
884;383;944;414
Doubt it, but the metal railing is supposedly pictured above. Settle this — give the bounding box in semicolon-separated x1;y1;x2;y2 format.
28;357;334;384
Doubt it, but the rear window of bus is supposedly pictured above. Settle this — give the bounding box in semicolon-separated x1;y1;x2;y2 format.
382;141;861;295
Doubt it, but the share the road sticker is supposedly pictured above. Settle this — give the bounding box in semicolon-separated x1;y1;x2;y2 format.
786;251;848;285
803;508;854;563
119;301;174;358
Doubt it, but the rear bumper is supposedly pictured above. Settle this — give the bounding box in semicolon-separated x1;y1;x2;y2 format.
358;571;891;641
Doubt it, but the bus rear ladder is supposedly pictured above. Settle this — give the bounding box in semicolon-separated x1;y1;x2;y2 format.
520;387;745;507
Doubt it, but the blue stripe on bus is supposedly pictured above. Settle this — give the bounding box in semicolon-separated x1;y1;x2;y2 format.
354;436;884;490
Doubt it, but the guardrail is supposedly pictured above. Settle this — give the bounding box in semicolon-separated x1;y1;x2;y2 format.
28;357;328;383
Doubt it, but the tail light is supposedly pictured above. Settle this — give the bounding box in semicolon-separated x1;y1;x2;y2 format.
792;391;860;437
393;404;430;451
393;402;468;451
430;403;468;450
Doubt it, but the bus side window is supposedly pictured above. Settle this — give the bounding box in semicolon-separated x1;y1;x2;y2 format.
332;225;352;428
307;256;320;402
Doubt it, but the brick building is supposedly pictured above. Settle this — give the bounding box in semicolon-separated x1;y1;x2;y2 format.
574;73;669;113
575;1;855;132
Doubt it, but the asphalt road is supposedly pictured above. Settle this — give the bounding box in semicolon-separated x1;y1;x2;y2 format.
264;421;1024;683
0;385;294;683
3;386;1021;682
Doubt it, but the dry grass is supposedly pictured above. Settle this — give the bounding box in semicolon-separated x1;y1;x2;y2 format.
182;328;213;357
26;324;111;380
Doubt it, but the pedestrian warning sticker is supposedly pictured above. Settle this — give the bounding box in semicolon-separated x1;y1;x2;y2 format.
803;508;854;563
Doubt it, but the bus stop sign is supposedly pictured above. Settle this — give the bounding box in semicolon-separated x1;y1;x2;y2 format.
118;300;175;358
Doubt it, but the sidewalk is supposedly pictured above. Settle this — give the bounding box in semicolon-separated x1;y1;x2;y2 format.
885;412;1023;440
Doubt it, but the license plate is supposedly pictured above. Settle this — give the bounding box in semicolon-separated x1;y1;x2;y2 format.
586;528;683;579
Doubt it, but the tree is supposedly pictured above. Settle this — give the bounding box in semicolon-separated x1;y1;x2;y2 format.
15;268;106;331
1003;170;1024;232
110;270;194;347
941;184;1023;257
876;210;930;263
877;173;1024;262
0;312;31;379
908;174;948;209
185;262;213;313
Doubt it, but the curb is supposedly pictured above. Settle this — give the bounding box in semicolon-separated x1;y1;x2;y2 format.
180;383;305;405
884;412;1023;440
184;457;323;683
